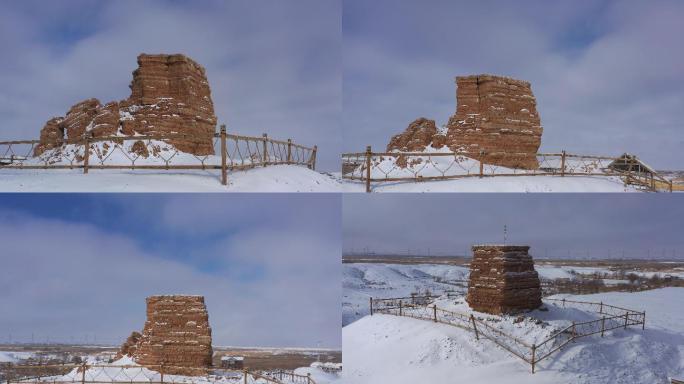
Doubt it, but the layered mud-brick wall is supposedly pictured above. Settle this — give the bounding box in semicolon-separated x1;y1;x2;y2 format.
34;54;217;156
120;295;213;375
466;245;542;314
446;75;543;169
386;74;543;169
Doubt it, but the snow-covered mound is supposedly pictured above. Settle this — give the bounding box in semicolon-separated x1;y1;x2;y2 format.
350;146;612;180
342;288;684;384
37;357;241;384
294;362;342;383
25;140;223;167
0;165;340;192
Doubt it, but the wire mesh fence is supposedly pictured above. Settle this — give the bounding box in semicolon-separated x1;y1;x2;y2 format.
0;126;317;186
0;363;315;384
342;148;673;192
369;295;645;373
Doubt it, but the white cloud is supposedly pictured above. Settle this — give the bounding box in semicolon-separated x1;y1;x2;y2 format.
343;0;684;168
0;205;341;348
0;0;340;170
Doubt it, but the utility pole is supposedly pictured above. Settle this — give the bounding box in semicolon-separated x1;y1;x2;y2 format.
503;224;507;245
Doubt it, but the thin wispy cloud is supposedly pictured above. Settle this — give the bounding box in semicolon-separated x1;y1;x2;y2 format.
343;0;684;169
0;194;341;348
0;0;341;170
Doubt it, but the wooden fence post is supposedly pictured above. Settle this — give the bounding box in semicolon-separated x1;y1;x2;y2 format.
470;314;479;340
262;133;268;165
599;301;603;314
365;146;372;193
624;313;628;329
310;145;317;170
243;369;247;384
642;312;646;330
433;305;437;322
601;316;605;337
83;132;90;174
369;297;373;316
399;300;403;316
81;363;87;384
220;124;227;186
160;364;164;384
531;344;536;374
670;180;673;193
560;150;566;177
479;150;484;178
307;373;311;384
562;298;565;308
287;138;292;164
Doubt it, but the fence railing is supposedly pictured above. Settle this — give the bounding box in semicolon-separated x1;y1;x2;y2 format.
370;295;645;373
0;363;316;384
342;147;672;193
0;125;317;186
263;370;314;384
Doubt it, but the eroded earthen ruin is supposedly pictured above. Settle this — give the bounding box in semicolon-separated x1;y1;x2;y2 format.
34;54;217;156
387;74;543;169
386;118;439;152
466;245;542;315
117;295;213;375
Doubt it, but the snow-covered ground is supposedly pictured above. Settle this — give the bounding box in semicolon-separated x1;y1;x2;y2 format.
344;262;684;325
294;363;342;383
343;263;469;325
0;166;340;192
15;356;339;384
343;276;684;384
534;265;613;279
341;175;637;192
0;351;34;363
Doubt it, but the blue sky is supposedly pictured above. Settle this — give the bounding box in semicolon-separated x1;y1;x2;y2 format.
344;194;684;259
0;194;341;348
343;0;684;169
0;0;341;170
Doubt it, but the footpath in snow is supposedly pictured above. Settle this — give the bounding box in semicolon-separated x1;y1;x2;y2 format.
342;288;684;384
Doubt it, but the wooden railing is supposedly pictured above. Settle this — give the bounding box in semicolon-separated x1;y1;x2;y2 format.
0;126;317;186
342;147;673;193
370;295;645;373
